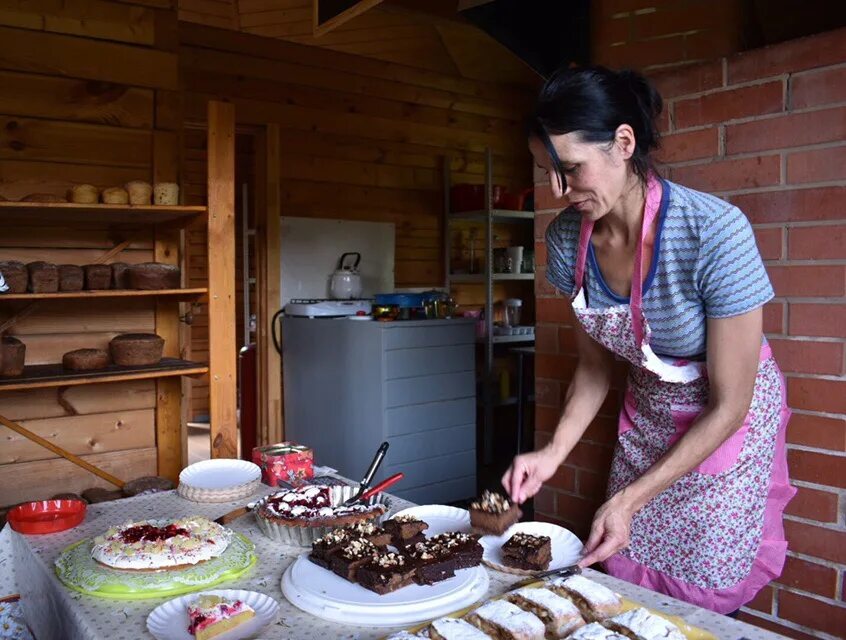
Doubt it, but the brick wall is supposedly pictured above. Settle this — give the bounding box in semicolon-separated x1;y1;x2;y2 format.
533;27;846;640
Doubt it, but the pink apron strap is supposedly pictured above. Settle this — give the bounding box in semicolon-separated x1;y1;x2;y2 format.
630;174;663;346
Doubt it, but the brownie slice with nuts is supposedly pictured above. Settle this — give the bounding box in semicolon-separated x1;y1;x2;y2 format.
427;532;483;570
356;551;416;594
406;540;459;585
502;532;552;571
383;514;428;547
329;538;378;582
469;490;522;535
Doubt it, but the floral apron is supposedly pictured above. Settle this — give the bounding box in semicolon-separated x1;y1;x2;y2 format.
569;175;795;613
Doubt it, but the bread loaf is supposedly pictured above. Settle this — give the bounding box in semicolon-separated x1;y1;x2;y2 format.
70;184;99;204
127;263;181;290
0;261;28;293
125;181;152;205
27;261;59;293
153;182;179;205
1;336;26;377
21;193;67;203
63;348;110;371
101;187;129;205
58;264;84;292
83;264;111;290
110;333;164;366
111;262;130;289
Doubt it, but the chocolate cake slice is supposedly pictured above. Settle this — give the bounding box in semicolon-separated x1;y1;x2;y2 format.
502;532;552;571
384;514;428;546
406;540;458;585
469;490;522;535
329;538;377;582
427;532;483;570
356;551;415;595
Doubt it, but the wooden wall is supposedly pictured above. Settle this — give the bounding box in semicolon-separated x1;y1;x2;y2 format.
177;21;535;419
0;0;181;505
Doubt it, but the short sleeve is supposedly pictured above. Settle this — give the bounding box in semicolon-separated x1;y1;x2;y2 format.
697;204;774;318
544;212;579;296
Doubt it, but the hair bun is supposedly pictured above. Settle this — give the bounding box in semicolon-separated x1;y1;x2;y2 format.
618;69;662;152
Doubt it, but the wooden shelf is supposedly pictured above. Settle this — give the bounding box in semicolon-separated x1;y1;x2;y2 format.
448;210;535;223
492;334;535;344
0;202;206;227
0;358;209;392
0;288;208;302
450;273;535;283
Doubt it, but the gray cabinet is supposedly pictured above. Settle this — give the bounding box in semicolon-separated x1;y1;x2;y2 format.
282;317;477;504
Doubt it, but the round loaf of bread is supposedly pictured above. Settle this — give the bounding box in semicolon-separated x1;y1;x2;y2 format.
110;333;164;366
84;264;112;290
1;336;26;377
27;261;59;293
63;348;110;371
0;261;28;293
111;262;130;289
126;181;152;205
70;184;99;204
101;187;129;205
58;264;84;292
128;263;181;290
153;182;179;206
21;193;67;203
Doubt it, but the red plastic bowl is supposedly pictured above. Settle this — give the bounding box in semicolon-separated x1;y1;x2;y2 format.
7;499;87;534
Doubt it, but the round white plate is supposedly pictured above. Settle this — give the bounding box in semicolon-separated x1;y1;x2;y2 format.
480;521;584;574
390;504;471;537
281;554;489;627
146;589;279;640
179;459;261;490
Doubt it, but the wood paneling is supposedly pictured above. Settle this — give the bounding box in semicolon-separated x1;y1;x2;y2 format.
1;381;156;422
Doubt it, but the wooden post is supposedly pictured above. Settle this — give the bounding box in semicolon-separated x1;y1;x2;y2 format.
207;100;238;459
256;124;283;445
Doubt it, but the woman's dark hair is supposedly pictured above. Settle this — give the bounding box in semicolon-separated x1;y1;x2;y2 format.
529;66;663;186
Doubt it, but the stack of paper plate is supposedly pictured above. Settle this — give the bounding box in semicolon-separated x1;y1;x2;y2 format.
177;459;262;503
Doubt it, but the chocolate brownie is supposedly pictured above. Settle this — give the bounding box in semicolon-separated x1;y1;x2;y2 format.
502;532;552;571
356;551;415;595
328;538;377;582
395;532;427;550
384;514;428;545
427;532;483;569
469;490;522;535
309;523;388;570
344;520;391;547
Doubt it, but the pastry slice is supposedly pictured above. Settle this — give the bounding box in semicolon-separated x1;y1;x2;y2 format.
501;533;552;571
429;616;493;639
505;587;585;638
603;608;686;640
187;595;255;640
546;575;622;621
469;491;522;535
465;599;546;640
568;622;629;640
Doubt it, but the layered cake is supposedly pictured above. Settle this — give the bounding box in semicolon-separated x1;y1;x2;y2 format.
187;595;255;640
505;587;585;638
329;537;378;582
406;532;481;586
546;575;623;622
465;599;545;640
356;551;416;594
429;617;492;640
501;533;552;571
256;485;385;529
90;517;232;571
384;514;428;548
604;608;685;640
469;491;522;535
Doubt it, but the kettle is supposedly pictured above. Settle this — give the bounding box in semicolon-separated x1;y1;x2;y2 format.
329;252;363;299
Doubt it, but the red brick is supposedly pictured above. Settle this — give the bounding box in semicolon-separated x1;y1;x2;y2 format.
650;59;723;100
655;127;718;164
555;492;601;532
788;377;846;414
603;35;687;70
787;146;846;184
725;106;846;155
657;107;670;135
753;227;782;261
534;241;548;268
583;416;619;446
732;187;846;224
788;224;846;260
670;155;780;193
785;485;839;523
534;487;556;514
535;429;552;449
792;66;846;109
763;301;784;334
534;324;558;354
536;354;577;382
577;469;609;500
768;265;846;297
744;585;774;614
789;303;846;338
787;413;846;452
534;512;566;527
568;440;614;472
736;611;822;640
536;296;574;324
536;406;560;433
674;82;783;129
596;0;678;17
787;449;846;489
633;2;734;41
558;327;577;355
778;590;846;638
683;28;740;63
728;26;846;84
593;13;630;50
535;212;555;240
535;266;557;297
784;519;846;564
535;378;561;408
535;182;565;212
547;465;577;492
769;338;843;376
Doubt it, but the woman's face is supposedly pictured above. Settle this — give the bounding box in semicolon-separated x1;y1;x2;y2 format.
529;128;635;222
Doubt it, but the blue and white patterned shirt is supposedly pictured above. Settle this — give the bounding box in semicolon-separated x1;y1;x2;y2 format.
545;179;774;359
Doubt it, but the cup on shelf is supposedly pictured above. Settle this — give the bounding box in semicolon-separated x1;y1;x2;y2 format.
504;298;522;328
505;246;524;274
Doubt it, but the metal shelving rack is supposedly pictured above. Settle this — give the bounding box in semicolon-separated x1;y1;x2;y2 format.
444;148;535;464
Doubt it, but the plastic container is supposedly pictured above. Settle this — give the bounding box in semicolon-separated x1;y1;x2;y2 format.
504;299;522;327
7;499;86;534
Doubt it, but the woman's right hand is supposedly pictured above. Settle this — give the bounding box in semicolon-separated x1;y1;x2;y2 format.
501;446;565;504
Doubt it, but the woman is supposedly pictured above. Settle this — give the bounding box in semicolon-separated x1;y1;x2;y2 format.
502;66;794;614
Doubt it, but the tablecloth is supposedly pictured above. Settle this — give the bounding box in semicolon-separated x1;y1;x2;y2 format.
0;486;787;640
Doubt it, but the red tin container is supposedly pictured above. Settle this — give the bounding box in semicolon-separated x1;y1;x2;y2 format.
252;442;314;487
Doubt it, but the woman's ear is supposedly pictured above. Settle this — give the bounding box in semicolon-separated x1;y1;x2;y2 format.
614;124;637;160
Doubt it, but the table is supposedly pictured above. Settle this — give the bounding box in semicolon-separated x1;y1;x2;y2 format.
0;486;786;640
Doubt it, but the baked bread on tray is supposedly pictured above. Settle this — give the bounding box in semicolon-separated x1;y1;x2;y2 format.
546;575;623;622
429;616;493;639
464;599;546;640
603;607;686;640
568;623;629;640
505;587;585;638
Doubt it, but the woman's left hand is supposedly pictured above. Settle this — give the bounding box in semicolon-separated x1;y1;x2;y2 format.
577;494;634;568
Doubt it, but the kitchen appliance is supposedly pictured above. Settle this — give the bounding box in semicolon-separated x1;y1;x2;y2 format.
283;299;371;318
374;293;427;320
504;298;522;327
329;252;363;299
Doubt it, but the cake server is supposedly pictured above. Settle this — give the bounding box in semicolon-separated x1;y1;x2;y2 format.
508;564;581;590
344;472;404;505
343;440;390;505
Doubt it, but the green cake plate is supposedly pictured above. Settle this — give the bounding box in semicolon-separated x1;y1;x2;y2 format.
54;533;256;600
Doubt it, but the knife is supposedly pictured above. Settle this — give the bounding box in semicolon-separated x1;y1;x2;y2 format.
343;441;389;506
508;564;581;590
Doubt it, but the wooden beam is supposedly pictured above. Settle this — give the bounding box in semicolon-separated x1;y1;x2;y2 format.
313;0;384;37
207;100;238;459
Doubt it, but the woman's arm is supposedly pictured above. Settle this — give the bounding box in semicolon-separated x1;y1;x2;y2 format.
503;315;615;504
579;306;762;567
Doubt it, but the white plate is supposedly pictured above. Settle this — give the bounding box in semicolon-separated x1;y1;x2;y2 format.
146;589;279;640
390;504;471;537
281;554;489;627
179;459;261;490
480;521;584;574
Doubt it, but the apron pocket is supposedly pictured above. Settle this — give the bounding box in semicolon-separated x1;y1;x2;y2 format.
697;417;751;475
